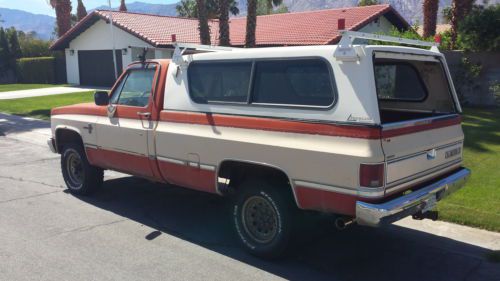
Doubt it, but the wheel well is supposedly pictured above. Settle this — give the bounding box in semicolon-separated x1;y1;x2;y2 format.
217;160;295;199
55;129;83;153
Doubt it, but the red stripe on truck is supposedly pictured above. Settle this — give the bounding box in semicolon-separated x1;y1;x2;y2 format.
382;115;462;138
160;111;382;139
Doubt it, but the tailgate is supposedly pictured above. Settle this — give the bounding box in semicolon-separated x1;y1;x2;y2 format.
382;114;464;187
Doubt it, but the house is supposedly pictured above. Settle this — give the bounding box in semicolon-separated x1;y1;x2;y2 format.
50;4;409;87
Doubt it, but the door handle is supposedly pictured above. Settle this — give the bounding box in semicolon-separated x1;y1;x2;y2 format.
137;112;151;118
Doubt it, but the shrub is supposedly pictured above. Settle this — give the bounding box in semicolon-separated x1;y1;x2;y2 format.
458;4;500;51
16;57;56;84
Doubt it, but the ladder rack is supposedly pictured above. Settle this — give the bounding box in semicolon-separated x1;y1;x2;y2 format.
334;31;440;61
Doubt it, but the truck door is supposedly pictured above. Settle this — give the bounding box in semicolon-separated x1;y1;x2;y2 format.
94;63;159;178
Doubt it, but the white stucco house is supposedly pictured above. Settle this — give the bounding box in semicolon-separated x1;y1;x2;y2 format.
50;4;409;87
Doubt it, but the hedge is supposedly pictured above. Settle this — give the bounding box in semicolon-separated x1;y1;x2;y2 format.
16;57;55;84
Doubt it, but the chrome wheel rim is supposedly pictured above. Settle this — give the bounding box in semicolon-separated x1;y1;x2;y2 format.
241;195;278;244
66;151;84;188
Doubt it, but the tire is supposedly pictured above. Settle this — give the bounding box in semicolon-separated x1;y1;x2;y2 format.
61;143;103;195
232;180;295;259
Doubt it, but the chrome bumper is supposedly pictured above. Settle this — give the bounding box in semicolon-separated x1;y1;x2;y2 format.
356;168;470;227
47;138;57;153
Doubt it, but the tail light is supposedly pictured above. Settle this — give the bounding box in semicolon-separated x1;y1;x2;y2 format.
359;163;385;188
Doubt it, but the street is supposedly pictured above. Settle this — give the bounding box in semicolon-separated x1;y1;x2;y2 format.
0;113;499;281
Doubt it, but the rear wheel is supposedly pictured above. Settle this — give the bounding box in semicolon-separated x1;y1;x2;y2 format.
61;143;103;195
232;180;295;259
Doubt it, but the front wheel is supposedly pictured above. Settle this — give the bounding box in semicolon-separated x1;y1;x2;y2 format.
61;143;103;195
232;180;295;259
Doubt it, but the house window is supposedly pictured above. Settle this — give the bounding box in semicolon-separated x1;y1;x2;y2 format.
374;63;428;101
252;59;335;107
188;61;253;103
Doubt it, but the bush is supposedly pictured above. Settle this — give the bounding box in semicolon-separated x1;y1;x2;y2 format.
16;57;56;84
458;4;500;52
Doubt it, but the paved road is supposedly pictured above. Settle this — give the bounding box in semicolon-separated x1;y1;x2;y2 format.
0;113;499;281
0;86;106;100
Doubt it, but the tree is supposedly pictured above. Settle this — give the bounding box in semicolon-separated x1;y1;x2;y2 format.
196;0;211;45
49;0;72;37
219;0;230;46
422;0;439;38
77;0;88;21
0;28;11;71
245;0;258;47
450;0;474;49
6;28;22;59
358;0;379;6
257;0;287;16
176;0;239;19
119;0;127;12
246;0;283;47
458;4;500;51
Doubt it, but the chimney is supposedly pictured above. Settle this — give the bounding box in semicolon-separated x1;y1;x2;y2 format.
338;18;346;30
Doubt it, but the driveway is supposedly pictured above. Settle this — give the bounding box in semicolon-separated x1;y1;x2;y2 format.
0;86;106;100
0;113;499;281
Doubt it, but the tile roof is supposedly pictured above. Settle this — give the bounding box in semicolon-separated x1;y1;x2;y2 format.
51;4;409;50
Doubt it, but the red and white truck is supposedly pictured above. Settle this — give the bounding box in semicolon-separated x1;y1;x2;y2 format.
49;32;470;258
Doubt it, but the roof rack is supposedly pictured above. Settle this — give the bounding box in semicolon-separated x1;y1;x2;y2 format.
333;31;440;61
172;42;239;66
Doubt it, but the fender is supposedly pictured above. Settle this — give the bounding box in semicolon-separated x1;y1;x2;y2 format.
216;159;301;208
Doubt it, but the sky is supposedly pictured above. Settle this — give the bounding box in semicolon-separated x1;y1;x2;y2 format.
0;0;178;16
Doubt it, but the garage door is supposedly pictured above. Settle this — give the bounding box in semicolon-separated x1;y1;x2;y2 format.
78;50;123;87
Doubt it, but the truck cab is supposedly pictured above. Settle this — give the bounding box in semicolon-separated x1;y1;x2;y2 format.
48;32;470;258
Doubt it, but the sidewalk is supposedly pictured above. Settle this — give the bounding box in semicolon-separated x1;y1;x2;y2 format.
0;86;106;100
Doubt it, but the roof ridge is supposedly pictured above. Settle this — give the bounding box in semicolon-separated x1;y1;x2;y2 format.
95;9;200;21
231;4;390;20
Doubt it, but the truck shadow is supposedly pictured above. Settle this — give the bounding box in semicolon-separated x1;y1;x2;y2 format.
74;176;499;281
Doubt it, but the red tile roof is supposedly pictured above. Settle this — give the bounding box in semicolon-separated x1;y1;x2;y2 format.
51;4;409;50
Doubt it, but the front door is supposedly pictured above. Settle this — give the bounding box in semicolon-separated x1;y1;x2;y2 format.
94;63;158;178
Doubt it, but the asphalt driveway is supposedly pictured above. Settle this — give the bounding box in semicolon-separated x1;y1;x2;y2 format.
0;113;499;281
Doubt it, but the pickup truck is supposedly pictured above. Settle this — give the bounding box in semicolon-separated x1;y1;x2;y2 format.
48;32;470;258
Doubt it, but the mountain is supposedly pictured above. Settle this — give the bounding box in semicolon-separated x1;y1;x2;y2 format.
93;1;178;16
0;8;55;40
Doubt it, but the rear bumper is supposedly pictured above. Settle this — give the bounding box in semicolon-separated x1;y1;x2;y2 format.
47;138;57;153
356;167;470;227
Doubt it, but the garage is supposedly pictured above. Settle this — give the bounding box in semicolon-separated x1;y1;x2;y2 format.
78;50;123;87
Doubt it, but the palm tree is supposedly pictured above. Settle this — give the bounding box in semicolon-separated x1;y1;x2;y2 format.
119;0;127;12
49;0;72;37
76;0;88;21
422;0;439;38
246;0;283;47
450;0;474;49
196;0;211;45
219;0;230;46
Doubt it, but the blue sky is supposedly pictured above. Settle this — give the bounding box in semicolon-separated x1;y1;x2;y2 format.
0;0;178;16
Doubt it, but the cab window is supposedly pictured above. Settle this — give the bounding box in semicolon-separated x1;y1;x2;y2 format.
110;67;156;107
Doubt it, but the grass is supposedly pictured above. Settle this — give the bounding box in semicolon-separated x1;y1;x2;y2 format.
437;107;500;232
0;92;498;231
0;91;94;120
0;84;65;92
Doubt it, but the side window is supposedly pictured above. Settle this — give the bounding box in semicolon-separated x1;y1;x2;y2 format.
112;67;156;107
188;62;252;103
252;59;335;107
374;63;427;101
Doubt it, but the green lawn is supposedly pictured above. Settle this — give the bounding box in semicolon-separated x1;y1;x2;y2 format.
0;84;65;92
438;107;500;232
0;92;498;231
0;91;94;120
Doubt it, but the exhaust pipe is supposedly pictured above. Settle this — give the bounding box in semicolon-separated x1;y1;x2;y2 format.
334;217;355;230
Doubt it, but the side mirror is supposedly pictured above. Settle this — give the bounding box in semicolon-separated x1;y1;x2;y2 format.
94;91;109;106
